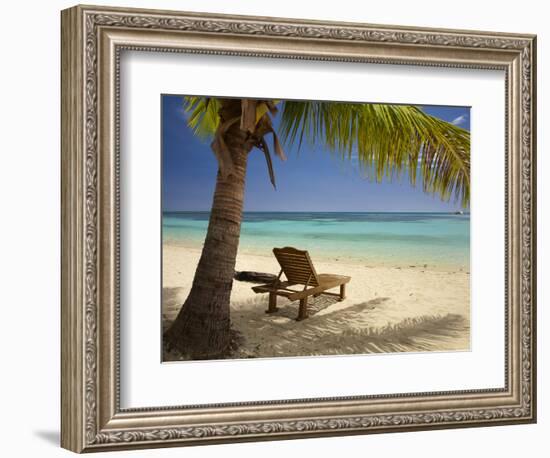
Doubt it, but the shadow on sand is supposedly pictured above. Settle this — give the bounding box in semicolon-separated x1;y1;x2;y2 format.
162;287;469;361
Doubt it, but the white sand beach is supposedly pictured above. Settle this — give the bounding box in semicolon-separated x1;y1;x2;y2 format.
162;243;470;360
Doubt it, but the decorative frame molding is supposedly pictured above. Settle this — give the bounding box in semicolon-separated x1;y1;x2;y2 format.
61;4;536;453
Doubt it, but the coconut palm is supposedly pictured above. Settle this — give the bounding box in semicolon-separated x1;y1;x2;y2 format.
164;97;470;359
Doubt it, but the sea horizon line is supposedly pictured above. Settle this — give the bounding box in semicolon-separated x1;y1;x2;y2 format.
163;210;470;214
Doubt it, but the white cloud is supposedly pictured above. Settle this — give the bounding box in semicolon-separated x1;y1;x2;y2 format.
451;114;467;126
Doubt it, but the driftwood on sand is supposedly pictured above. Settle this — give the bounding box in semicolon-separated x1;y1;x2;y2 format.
234;271;278;284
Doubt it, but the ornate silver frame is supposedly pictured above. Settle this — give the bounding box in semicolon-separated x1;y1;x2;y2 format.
61;4;537;453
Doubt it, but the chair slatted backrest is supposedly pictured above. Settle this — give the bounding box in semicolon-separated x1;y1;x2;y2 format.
273;247;319;287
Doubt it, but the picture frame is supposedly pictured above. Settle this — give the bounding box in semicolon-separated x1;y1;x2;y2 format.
61;4;537;453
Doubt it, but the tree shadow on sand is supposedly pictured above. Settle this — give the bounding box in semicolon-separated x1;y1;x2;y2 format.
229;295;469;358
163;288;470;361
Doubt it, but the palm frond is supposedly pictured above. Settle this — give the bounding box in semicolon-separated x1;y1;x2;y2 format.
279;101;470;206
258;137;276;188
180;96;470;206
182;96;220;139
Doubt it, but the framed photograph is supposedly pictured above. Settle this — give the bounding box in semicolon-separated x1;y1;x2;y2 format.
61;4;537;453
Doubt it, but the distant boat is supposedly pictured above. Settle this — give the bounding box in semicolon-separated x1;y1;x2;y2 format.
454;210;464;215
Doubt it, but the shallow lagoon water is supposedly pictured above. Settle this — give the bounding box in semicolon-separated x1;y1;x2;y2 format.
163;211;470;269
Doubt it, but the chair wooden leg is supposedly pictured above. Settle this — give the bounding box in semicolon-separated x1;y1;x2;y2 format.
296;297;309;321
265;292;278;313
339;283;346;301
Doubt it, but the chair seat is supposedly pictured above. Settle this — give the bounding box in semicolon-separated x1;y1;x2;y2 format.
318;274;351;287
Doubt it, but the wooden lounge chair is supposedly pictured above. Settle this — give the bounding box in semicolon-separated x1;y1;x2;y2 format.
251;247;351;321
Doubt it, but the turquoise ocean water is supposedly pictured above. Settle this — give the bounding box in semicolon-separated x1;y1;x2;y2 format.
163;212;470;269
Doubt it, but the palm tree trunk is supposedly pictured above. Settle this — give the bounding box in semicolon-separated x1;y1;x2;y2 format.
165;102;252;359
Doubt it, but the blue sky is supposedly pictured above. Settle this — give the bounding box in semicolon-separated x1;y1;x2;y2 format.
162;95;470;212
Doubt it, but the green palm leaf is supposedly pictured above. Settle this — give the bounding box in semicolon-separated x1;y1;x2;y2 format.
183;96;221;139
180;96;470;206
279;101;470;206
